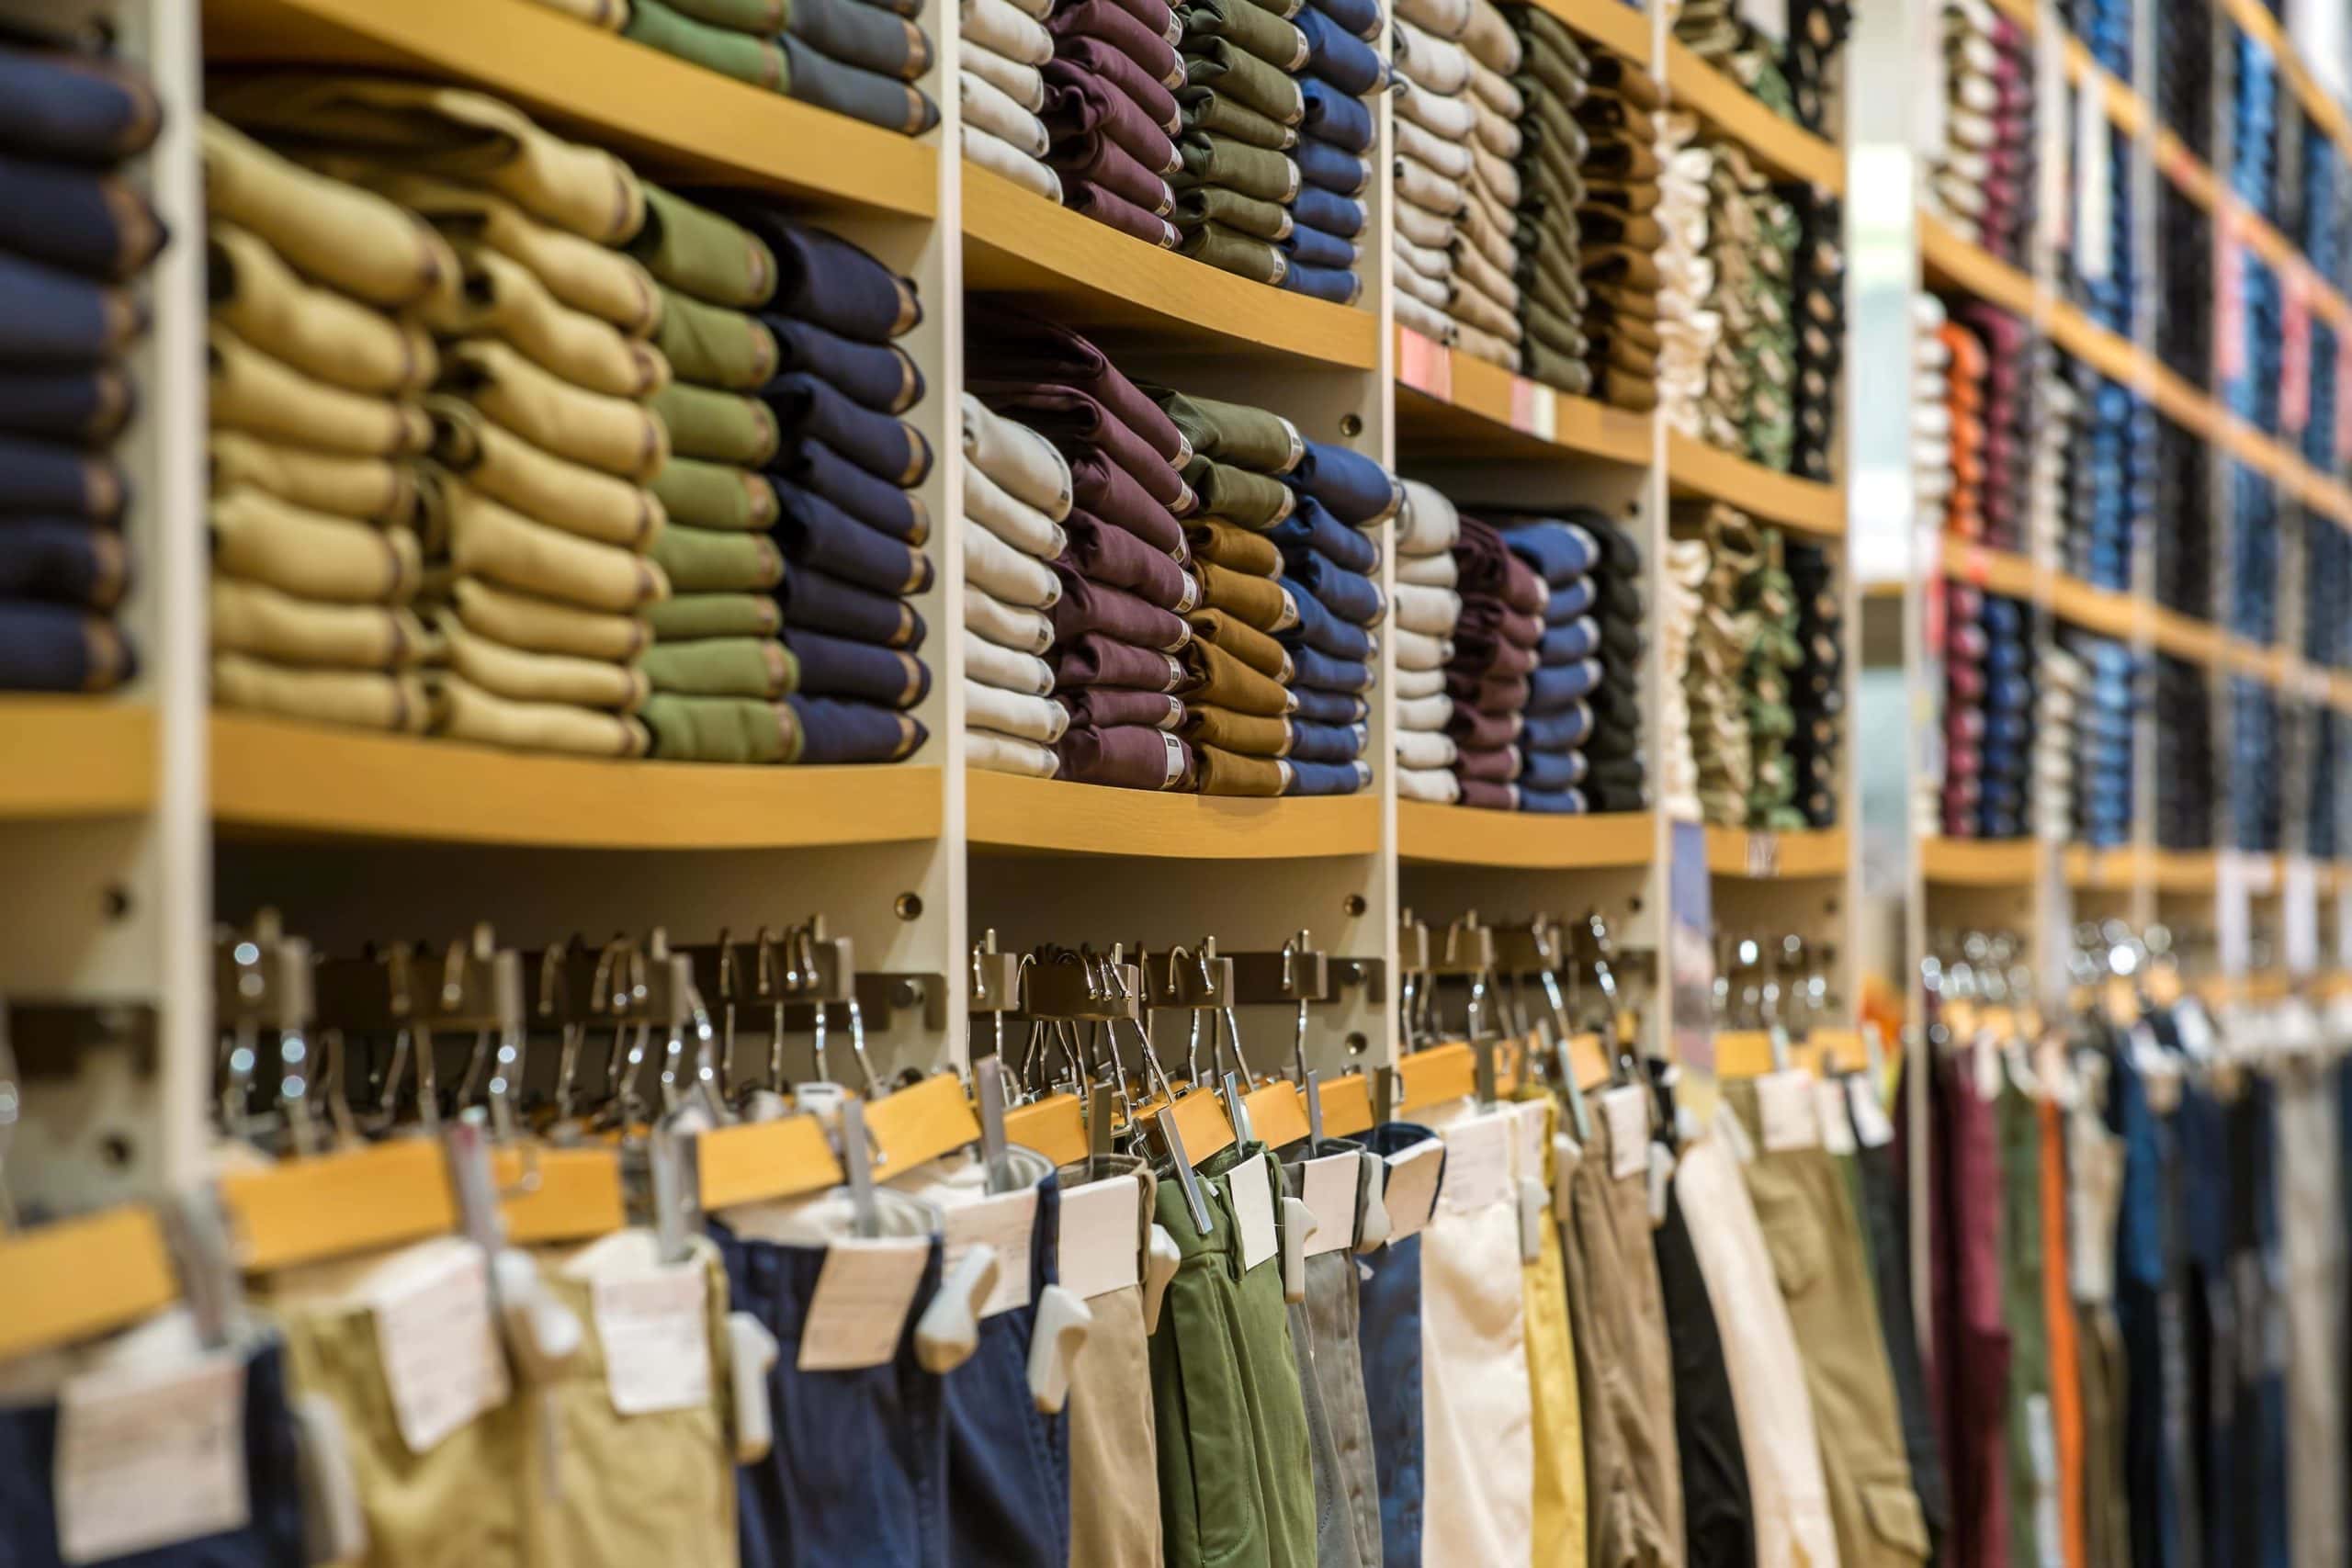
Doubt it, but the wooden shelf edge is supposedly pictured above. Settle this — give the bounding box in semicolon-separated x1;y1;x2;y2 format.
209;713;944;848
1705;825;1847;878
1919;215;2039;318
1396;803;1654;868
1665;41;1843;192
1534;0;1650;63
1922;837;2036;886
0;698;155;818
2064;844;2144;891
203;0;938;220
962;167;1378;370
967;771;1379;859
1394;328;1655;466
0;1206;180;1361
1666;431;1843;538
1939;537;2034;600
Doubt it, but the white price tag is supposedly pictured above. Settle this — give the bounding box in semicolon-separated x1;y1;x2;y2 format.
1848;1075;1895;1148
1756;1071;1821;1153
1815;1078;1858;1156
594;1264;714;1416
1439;1111;1514;1212
1227;1154;1278;1272
1379;1139;1445;1240
1600;1086;1649;1180
944;1188;1040;1317
2075;74;2111;282
1298;1152;1363;1257
2286;856;2320;975
373;1245;510;1456
1746;833;1780;878
2220;852;2256;977
1737;0;1784;41
798;1237;929;1371
55;1353;248;1562
1057;1175;1143;1300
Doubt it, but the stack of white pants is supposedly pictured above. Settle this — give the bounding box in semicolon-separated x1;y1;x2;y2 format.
1395;479;1464;803
1912;294;1953;836
962;393;1072;775
1657;111;1716;436
1659;536;1706;819
960;0;1063;204
1391;0;1525;368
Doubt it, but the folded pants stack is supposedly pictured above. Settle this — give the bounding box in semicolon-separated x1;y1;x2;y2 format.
2229;464;2279;646
1693;141;1796;464
1498;514;1608;813
1932;2;2035;270
2035;637;2082;840
2064;631;2134;850
2233;28;2280;220
2227;253;2283;436
2154;652;2215;850
2067;0;2131;79
638;191;934;765
961;0;1066;203
2305;319;2338;471
962;393;1076;777
965;305;1201;792
201;119;453;738
1913;296;1955;540
1940;586;2032;840
1787;541;1840;829
2312;709;2341;861
1955;302;2029;551
2154;412;2211;619
1442;513;1544;810
1393;479;1463;803
2065;374;2146;594
1388;0;1522;367
1736;536;1799;830
1786;193;1844;483
1268;432;1393;795
1658;533;1706;819
1681;507;1804;829
1164;0;1384;303
1781;0;1852;135
2072;133;2134;337
1670;0;1793;120
1656;110;1715;436
2030;349;2078;570
2306;514;2350;672
1933;308;1986;549
0;42;162;694
2155;0;2212;162
1571;36;1668;413
1683;507;1749;827
2156;183;2211;384
1493;5;1593;395
2231;674;2283;852
618;0;943;136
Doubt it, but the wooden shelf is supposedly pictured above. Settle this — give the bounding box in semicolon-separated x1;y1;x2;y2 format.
1533;0;1651;63
1922;837;2035;886
1396;803;1653;868
1664;41;1843;191
962;167;1378;369
2152;607;2227;664
1394;328;1654;465
209;713;943;848
1666;431;1843;538
2064;844;2144;891
1939;538;2035;600
1705;826;1846;878
205;0;937;219
2151;850;2220;895
0;699;154;818
1919;215;2038;318
2221;0;2352;168
2045;573;2137;641
0;1206;179;1361
967;771;1378;858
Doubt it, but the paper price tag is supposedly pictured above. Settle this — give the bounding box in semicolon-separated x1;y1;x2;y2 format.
1600;1086;1649;1180
2217;221;2248;383
1299;1152;1363;1257
1814;1078;1858;1156
2336;334;2352;457
944;1187;1040;1317
2075;80;2111;282
1397;329;1453;401
2286;856;2320;975
1508;377;1557;442
1756;1071;1821;1153
1747;833;1781;877
1380;1139;1445;1240
2284;265;2314;434
799;1237;929;1371
594;1264;714;1416
1736;0;1784;40
1058;1175;1143;1300
1227;1154;1279;1271
1848;1076;1895;1148
1440;1111;1514;1211
56;1353;249;1562
373;1245;511;1456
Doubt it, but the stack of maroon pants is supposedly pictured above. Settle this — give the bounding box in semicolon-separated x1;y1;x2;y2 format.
1444;514;1546;809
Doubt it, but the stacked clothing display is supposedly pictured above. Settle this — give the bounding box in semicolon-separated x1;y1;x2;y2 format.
1437;512;1542;809
1157;0;1385;300
1669;1;1793;120
1658;531;1707;819
2154;651;2216;849
1491;5;1593;394
639;194;933;766
1656;108;1714;438
962;393;1076;777
1568;29;1666;412
1388;0;1523;367
2073;375;2149;595
1914;295;1955;542
2156;180;2211;388
2231;463;2281;646
2156;0;2213;161
1678;506;1814;829
1927;0;2035;271
2064;629;2134;849
1786;193;1844;484
1939;586;2033;839
0;42;163;695
615;0;943;136
1787;539;1840;828
961;0;1065;203
1690;137;1796;463
2029;349;2078;572
1394;478;1463;803
2154;412;2211;619
2232;672;2285;852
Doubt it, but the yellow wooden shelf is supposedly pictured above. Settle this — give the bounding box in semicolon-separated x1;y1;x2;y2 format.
1919;214;2039;319
2151;850;2220;895
1922;837;2036;886
1394;328;1654;465
1939;537;2035;600
2045;573;2137;641
1535;0;1651;63
1666;431;1843;539
0;1206;180;1361
1396;803;1654;868
2221;0;2352;167
967;771;1378;859
209;713;943;848
1664;41;1843;191
2152;606;2227;664
1705;826;1847;878
962;167;1378;370
2064;843;2145;892
204;0;938;219
0;698;154;818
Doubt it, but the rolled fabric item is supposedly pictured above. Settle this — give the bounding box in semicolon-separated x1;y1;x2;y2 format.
1298;185;1370;244
967;0;1057;65
1459;0;1520;72
1051;127;1178;216
1288;717;1366;763
1056;630;1187;692
1065;178;1180;248
1296;6;1385;92
1394;291;1455;344
1185;519;1280;575
1194;743;1287;795
968;727;1061;776
1280;258;1359;305
209;326;430;458
1395;549;1459;590
1064;512;1198;610
0;601;130;691
440;615;649;711
1395;728;1460;771
1291;685;1367;724
1186;606;1292;682
1524;657;1603;714
209;225;435;397
768;371;932;487
644;592;779;643
640;692;792;761
1393;154;1466;221
1396;764;1461;803
966;628;1057;695
1059;39;1183;133
763;316;924;414
1054;0;1187;86
458;577;651;662
1064;686;1186;729
1538;616;1600;663
1298;77;1374;152
1391;197;1457;252
1265;493;1376;573
772;481;933;596
428;397;662;550
1181;0;1308;72
1394;76;1476;141
445;479;672;612
1464;53;1522;119
1057;722;1196;788
1172;131;1300;205
967;122;1069;202
778;436;929;543
964;310;1190;464
1070;448;1185;556
967;466;1069;561
984;387;1187;515
1051;568;1190;652
785;626;929;708
1294;137;1369;197
1544;576;1599;624
1182;704;1288;756
1195;559;1297;634
967;581;1057;656
1391;625;1453;671
0;520;127;609
1182;39;1305;129
682;199;922;346
1286;757;1369;795
209;433;417;526
1279;219;1359;272
1283;582;1374;661
1519;703;1592;750
1179;224;1286;286
1285;642;1373;694
443;339;667;481
786;694;927;761
967;39;1050;112
771;35;942;134
963;391;1074;519
1394;116;1473;182
1390;664;1444;700
641;636;795;699
1046;61;1183;175
424;246;668;399
1515;747;1587;792
0;366;134;446
1184;457;1296;528
210;577;426;670
966;678;1070;742
1392;581;1464;637
1498;520;1600;584
650;521;784;593
650;456;779;534
1517;785;1590;813
359;170;661;334
622;0;788;88
1395;15;1470;91
782;0;935;81
430;673;650;755
0;49;161;163
1174;183;1295;242
967;518;1064;608
1181;636;1293;715
651;381;781;467
1448;665;1529;712
200;119;460;313
211;488;422;604
963;68;1053;156
1289;439;1401;527
1395;691;1453;730
1396;0;1470;35
213;650;429;730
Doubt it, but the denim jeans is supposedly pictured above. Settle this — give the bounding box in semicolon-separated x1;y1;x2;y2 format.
1358;1122;1442;1568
